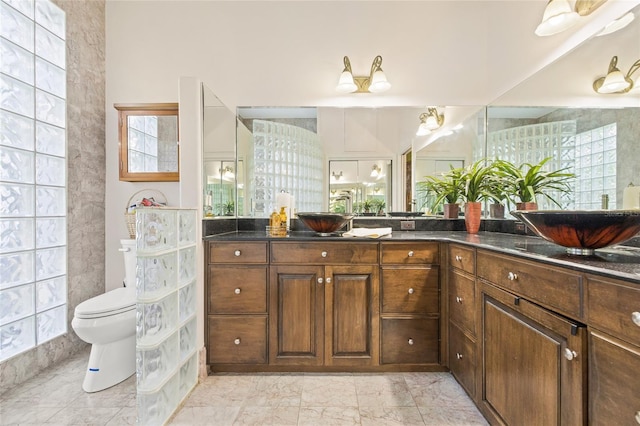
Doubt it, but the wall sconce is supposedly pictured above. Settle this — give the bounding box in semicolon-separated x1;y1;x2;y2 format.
416;108;444;136
336;55;391;93
596;11;635;37
373;186;380;194
535;0;605;37
332;171;343;180
593;56;640;94
370;164;381;178
219;166;234;178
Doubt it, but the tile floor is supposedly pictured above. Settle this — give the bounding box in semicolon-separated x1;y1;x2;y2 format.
1;349;488;426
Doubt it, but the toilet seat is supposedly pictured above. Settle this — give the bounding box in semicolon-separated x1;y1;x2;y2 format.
75;287;136;319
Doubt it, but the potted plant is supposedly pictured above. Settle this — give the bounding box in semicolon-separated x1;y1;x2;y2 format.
460;159;498;233
417;166;464;218
362;199;375;216
223;200;234;216
485;163;511;219
370;199;386;216
494;158;575;210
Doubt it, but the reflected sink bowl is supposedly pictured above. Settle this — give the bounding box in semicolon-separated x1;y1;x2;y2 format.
297;212;354;236
510;210;640;255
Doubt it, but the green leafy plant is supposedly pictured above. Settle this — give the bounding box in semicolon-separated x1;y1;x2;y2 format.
370;199;386;215
460;159;499;203
363;199;374;213
494;157;575;207
416;166;465;211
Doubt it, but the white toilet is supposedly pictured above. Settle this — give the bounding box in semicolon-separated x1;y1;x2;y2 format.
72;239;137;392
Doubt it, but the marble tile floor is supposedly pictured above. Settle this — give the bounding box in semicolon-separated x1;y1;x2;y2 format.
0;348;488;426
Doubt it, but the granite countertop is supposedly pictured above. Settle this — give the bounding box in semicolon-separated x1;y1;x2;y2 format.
204;230;640;283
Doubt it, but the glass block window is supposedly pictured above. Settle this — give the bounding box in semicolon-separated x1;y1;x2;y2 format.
0;0;66;362
250;120;323;216
573;123;616;210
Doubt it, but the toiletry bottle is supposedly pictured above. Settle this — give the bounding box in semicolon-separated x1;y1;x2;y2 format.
279;207;287;236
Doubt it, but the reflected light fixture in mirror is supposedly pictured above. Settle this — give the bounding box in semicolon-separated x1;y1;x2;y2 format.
596;11;635;36
370;164;381;177
593;56;640;93
416;108;444;136
332;171;343;180
336;55;390;93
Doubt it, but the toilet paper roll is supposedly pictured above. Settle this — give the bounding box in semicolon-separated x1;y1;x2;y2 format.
623;185;640;209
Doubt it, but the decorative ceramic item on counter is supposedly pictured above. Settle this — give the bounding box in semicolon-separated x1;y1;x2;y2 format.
296;212;354;236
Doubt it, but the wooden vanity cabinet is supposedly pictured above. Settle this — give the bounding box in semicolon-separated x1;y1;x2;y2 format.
379;242;441;367
447;243;478;400
270;242;379;368
586;274;640;426
477;249;587;426
206;241;269;366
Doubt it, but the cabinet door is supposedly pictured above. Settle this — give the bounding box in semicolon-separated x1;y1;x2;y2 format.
589;330;640;426
325;265;379;366
481;282;586;426
269;265;324;366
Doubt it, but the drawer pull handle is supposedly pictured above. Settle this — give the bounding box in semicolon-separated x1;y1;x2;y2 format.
456;352;463;360
317;278;324;284
234;288;241;295
234;338;241;345
408;338;414;345
455;255;462;262
408;251;414;257
408;288;414;294
321;251;328;258
563;348;578;361
507;272;518;281
456;296;463;304
632;311;640;327
326;277;332;284
234;250;241;257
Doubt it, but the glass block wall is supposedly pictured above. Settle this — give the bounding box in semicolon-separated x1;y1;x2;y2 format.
250;119;323;216
127;115;158;172
136;208;198;426
485;120;576;209
0;0;67;362
573;123;617;210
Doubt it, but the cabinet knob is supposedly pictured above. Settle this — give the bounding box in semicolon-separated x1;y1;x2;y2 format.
632;311;640;327
321;251;328;258
234;288;241;295
507;272;518;281
455;255;462;262
563;348;578;361
456;352;463;360
326;277;332;284
234;250;241;257
456;296;463;304
408;251;414;257
234;338;241;345
408;338;414;345
317;277;324;284
408;288;415;294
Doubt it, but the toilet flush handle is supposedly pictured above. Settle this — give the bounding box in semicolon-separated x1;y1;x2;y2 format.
118;247;131;252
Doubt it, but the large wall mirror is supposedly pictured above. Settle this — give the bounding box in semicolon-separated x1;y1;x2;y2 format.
115;103;179;182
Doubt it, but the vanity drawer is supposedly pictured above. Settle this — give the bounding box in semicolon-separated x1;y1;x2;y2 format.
448;244;475;275
477;250;583;319
208;316;268;364
587;275;640;345
209;241;268;264
449;270;477;335
380;242;439;265
380;266;439;314
271;241;378;264
449;322;476;399
208;265;268;314
380;318;439;364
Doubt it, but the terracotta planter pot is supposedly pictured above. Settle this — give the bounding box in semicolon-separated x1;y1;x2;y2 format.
489;203;505;219
516;202;538;211
443;203;460;219
465;202;482;234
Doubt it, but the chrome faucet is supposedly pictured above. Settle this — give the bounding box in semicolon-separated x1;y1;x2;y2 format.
335;191;353;231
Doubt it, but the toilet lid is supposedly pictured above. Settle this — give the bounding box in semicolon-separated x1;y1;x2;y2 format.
75;287;136;318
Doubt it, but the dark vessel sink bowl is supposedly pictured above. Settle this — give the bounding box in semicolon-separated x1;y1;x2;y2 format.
296;212;354;236
510;210;640;255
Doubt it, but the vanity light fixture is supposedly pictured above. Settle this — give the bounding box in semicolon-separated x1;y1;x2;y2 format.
416;108;444;136
535;0;606;37
596;11;635;36
332;171;343;180
336;55;391;93
219;166;234;178
370;164;381;178
593;56;640;94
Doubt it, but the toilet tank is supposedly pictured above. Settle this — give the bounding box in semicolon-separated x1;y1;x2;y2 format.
120;239;137;287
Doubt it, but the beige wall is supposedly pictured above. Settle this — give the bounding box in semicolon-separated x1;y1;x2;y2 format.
0;0;106;391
